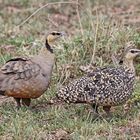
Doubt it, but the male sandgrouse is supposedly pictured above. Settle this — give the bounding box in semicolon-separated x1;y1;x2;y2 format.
0;31;64;108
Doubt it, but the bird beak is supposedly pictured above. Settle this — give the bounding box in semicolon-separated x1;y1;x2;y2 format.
136;49;140;54
60;32;66;36
135;49;140;56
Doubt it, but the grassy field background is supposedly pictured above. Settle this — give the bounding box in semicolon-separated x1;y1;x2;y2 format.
0;0;140;139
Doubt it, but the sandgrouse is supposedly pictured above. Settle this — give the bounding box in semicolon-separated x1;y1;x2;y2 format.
57;47;140;115
0;31;64;108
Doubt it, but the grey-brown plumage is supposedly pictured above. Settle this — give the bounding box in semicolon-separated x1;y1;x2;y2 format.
57;48;140;114
0;31;63;108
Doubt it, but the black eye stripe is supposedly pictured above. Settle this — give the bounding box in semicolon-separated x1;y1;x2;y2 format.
56;33;61;35
131;50;137;53
51;32;61;35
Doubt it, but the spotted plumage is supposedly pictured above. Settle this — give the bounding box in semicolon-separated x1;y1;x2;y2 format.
57;48;140;115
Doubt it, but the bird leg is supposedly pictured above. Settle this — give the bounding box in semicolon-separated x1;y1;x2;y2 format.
103;106;111;116
22;98;31;107
92;104;99;114
14;98;21;109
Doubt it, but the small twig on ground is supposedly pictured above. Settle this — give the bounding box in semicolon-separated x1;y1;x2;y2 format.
17;1;79;28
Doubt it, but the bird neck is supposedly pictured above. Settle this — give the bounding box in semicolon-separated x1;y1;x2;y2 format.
123;58;135;72
39;39;55;60
45;39;53;53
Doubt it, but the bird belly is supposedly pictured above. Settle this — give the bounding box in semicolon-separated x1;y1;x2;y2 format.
58;82;134;106
6;89;43;99
5;76;49;99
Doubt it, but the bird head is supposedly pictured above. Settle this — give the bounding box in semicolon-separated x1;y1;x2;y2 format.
125;48;140;60
47;31;64;44
45;31;65;53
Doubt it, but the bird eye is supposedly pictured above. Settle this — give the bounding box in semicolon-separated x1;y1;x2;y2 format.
51;32;56;35
130;50;135;53
56;33;61;35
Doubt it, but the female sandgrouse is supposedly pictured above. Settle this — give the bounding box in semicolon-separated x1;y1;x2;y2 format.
57;47;140;115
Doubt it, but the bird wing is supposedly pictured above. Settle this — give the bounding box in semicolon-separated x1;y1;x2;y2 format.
87;66;124;77
86;66;127;93
1;57;41;80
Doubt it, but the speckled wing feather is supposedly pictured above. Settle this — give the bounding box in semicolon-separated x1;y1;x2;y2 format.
1;57;41;80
